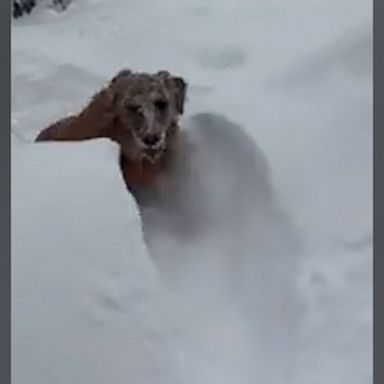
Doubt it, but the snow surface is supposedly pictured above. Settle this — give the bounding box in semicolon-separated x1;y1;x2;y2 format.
12;1;372;384
12;140;181;384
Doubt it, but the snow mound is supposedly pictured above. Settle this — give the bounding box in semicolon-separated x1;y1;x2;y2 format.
11;139;180;384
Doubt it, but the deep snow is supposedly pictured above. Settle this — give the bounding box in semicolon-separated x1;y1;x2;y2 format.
12;1;372;383
12;139;182;384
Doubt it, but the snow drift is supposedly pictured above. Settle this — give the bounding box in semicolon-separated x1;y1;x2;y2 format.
11;139;181;384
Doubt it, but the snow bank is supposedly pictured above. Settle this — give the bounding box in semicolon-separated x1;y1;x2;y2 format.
11;139;180;384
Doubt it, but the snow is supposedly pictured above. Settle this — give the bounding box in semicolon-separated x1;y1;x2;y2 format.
12;1;372;384
12;140;180;384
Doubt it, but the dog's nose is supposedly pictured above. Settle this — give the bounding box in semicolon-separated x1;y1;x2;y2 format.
142;133;161;147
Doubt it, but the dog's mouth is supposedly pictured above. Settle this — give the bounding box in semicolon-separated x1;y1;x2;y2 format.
127;126;169;164
141;146;164;164
135;131;167;164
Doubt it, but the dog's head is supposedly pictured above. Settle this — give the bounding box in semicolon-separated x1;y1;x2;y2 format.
107;69;187;163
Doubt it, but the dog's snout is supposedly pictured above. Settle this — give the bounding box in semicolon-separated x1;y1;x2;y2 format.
142;133;161;147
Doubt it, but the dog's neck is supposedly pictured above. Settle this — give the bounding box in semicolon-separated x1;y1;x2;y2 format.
119;151;165;190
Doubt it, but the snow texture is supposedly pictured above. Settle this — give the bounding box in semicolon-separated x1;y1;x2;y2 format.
12;140;181;384
12;1;372;384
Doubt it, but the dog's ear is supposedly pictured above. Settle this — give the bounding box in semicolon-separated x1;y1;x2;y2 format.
110;69;132;85
157;71;187;114
171;76;187;114
106;69;133;106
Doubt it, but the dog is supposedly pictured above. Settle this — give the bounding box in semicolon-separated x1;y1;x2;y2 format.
35;69;187;203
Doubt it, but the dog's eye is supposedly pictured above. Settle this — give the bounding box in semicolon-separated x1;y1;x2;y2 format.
154;99;168;112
